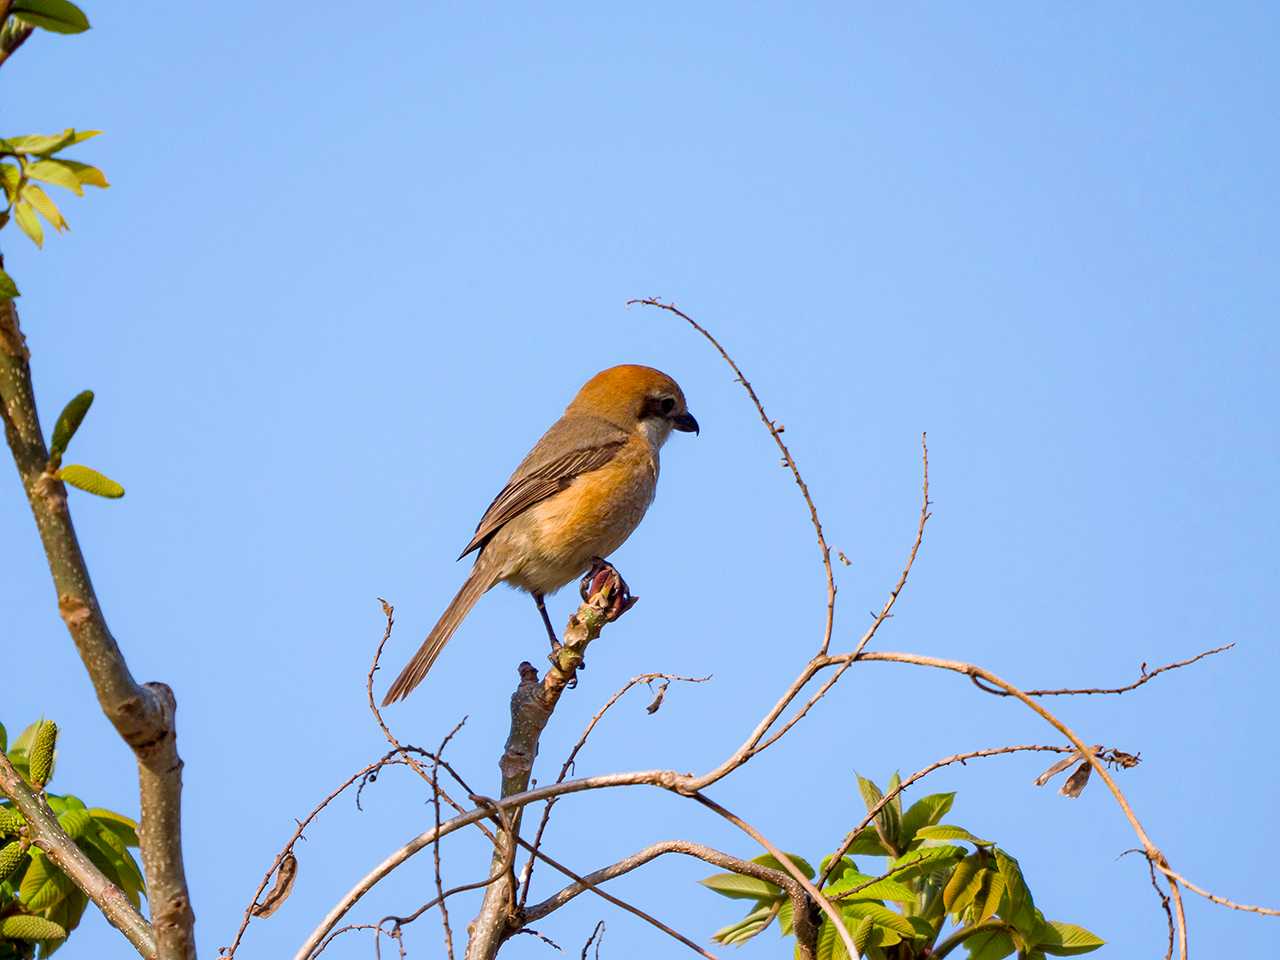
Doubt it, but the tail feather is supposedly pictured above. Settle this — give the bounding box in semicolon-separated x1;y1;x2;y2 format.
382;563;498;704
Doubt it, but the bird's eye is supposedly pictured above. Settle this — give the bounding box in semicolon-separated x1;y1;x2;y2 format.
659;397;676;414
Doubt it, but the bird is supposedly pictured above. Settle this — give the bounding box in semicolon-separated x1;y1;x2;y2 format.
382;364;699;704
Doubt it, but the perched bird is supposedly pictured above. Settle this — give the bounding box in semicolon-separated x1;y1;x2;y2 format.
382;364;698;704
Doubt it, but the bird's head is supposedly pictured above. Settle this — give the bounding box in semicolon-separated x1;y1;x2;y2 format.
567;364;699;446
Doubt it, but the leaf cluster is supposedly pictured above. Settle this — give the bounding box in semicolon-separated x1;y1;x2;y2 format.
0;721;145;960
700;776;1103;960
0;0;102;300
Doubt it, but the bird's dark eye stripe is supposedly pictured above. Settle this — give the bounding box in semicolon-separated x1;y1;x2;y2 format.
659;397;675;413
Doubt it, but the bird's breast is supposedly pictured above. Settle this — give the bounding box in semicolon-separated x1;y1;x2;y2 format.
504;440;658;593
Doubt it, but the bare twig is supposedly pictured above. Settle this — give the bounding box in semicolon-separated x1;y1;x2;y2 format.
518;672;710;910
970;643;1235;698
0;750;155;956
580;921;605;960
512;835;718;959
691;793;857;959
1140;854;1175;960
628;297;837;655
432;719;467;960
222;749;419;958
1;292;195;958
1156;864;1280;918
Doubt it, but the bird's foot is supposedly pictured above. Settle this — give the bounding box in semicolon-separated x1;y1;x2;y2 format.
578;557;639;622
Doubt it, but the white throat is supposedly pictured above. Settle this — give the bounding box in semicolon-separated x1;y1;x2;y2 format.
637;416;673;450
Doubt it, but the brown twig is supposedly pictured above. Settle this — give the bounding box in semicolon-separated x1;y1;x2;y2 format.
517;672;710;910
1155;864;1280;917
817;743;1116;887
431;719;467;960
969;643;1236;698
221;749;422;958
1138;853;1175;960
580;921;605;960
628;297;838;655
522;839;815;960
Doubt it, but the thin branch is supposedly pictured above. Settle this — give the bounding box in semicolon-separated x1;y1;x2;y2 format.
742;433;930;761
220;750;421;958
1;288;194;958
817;743;1121;887
1140;853;1175;960
511;834;718;959
580;921;605;960
628;297;837;655
691;792;857;960
0;750;155;956
522;839;797;922
970;643;1236;698
518;672;710;909
431;719;467;960
1156;863;1280;917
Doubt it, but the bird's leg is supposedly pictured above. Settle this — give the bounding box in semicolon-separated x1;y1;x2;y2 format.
533;591;560;652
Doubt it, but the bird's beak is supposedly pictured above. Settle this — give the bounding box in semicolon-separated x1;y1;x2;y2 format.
672;412;699;435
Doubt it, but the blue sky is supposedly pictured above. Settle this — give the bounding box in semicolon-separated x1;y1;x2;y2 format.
3;2;1278;957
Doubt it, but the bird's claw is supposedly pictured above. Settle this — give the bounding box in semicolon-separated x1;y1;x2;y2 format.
579;557;639;622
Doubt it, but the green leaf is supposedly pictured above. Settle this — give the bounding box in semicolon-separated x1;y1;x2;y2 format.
900;793;955;846
824;870;916;903
10;1;90;35
50;390;93;459
0;722;6;753
1037;921;1105;956
710;903;776;946
778;895;793;934
753;852;815;880
55;159;108;189
856;774;900;854
0;162;19;198
86;808;138;847
699;872;780;901
994;849;1040;939
977;870;1005;923
890;844;965;880
914;824;993;846
944;855;984;915
841;901;915;938
54;464;125;498
25;160;83;196
83;825;144;900
19;850;73;912
55;809;92;841
853;914;875;955
906;915;937;940
844;828;892;857
820;855;858;883
965;928;1015;960
14;198;44;247
40;887;87;957
22;183;68;233
0;267;18;299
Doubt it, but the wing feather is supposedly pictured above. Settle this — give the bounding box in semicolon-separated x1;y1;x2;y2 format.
459;416;629;558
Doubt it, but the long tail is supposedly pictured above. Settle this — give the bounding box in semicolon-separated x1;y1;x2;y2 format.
382;560;499;704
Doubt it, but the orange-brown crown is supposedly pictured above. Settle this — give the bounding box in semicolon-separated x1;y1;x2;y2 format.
565;364;689;427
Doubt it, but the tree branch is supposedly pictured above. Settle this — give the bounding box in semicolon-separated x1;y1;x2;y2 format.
0;750;156;956
521;840;817;959
0;299;195;957
465;565;636;960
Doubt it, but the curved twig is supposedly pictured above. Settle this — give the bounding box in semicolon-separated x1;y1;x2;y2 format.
628;297;838;655
970;643;1235;698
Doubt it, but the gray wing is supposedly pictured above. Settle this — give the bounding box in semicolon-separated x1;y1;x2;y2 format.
458;415;629;558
